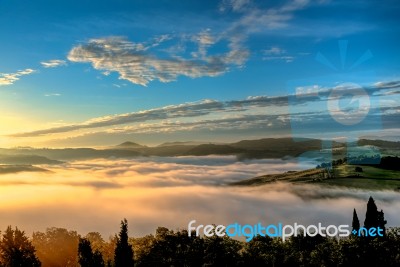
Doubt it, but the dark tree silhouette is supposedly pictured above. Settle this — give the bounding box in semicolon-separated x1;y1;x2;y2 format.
363;196;387;239
93;251;105;267
355;166;363;172
352;208;360;233
284;233;326;266
243;235;285;266
364;196;379;230
377;209;387;236
135;227;204;267
78;237;105;267
203;232;242;266
0;226;41;267
114;219;134;267
78;238;94;267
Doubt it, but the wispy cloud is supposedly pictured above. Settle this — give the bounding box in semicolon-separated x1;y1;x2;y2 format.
219;0;252;12
263;46;286;55
229;0;312;34
67;35;248;86
101;114;281;135
191;29;216;59
216;0;317;66
11;99;225;137
262;46;306;63
0;69;36;86
40;59;67;68
263;55;295;63
44;93;61;97
223;0;368;39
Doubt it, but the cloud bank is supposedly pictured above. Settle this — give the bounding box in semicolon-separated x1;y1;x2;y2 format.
0;156;399;237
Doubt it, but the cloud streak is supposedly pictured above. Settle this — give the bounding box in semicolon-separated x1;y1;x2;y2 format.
9;80;400;138
40;59;67;68
0;69;36;86
44;93;61;97
262;47;296;63
11;99;226;137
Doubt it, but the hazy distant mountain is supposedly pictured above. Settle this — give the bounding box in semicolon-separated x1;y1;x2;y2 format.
230;138;343;150
357;139;400;149
157;141;212;147
0;165;50;174
0;154;63;165
0;148;142;161
0;137;398;161
116;141;146;148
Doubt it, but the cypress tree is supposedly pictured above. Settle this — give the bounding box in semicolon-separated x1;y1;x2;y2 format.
352;208;360;232
364;196;378;229
78;238;94;267
114;219;134;267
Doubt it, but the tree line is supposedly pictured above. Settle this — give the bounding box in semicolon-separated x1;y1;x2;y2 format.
0;197;399;266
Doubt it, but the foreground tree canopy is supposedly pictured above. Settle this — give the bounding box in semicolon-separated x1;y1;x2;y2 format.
0;226;41;266
0;197;399;267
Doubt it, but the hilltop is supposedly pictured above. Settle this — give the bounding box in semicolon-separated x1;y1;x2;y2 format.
116;141;146;148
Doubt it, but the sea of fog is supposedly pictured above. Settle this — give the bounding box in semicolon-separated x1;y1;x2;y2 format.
0;155;399;237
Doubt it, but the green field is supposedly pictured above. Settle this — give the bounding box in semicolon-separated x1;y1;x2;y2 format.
319;164;400;190
232;164;400;190
334;164;400;179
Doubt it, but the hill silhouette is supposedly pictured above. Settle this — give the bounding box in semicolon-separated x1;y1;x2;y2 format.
116;141;146;148
0;154;63;165
157;141;208;147
0;165;50;174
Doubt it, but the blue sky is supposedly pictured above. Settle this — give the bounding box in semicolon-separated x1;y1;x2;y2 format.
0;0;399;147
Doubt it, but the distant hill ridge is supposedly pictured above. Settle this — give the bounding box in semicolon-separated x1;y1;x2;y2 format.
157;141;211;147
0;137;397;163
357;139;400;149
111;137;344;158
116;141;146;148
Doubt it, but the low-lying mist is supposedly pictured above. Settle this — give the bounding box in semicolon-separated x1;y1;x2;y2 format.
0;156;399;237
